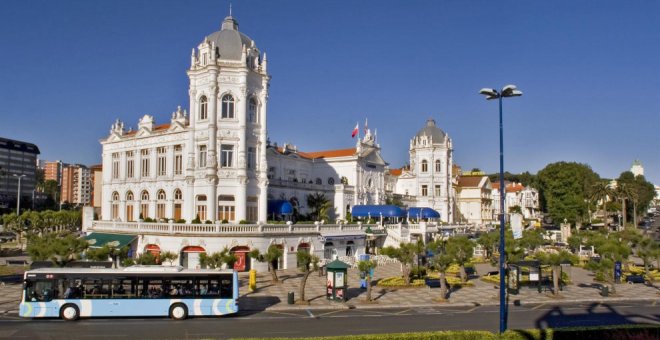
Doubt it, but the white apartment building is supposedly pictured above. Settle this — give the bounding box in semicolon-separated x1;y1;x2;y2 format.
492;182;540;220
456;175;492;225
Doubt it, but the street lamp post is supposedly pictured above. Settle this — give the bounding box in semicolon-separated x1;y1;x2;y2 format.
479;85;522;334
13;174;26;216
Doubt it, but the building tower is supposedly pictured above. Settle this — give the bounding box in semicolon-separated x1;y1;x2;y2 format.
186;15;270;222
406;119;454;222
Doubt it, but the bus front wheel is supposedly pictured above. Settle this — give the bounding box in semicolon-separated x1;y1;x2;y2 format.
60;304;79;321
169;303;188;320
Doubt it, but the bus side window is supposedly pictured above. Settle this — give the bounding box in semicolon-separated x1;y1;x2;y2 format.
220;278;232;299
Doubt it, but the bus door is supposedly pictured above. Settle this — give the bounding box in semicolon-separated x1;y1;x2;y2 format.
22;278;59;318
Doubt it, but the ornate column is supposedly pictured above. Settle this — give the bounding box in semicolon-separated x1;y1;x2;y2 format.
235;84;248;222
257;79;269;223
206;80;219;221
184;88;197;221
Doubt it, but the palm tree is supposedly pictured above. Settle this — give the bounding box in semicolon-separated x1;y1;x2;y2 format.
590;181;613;227
616;183;634;228
357;259;378;302
306;193;330;221
636;237;659;279
296;250;320;303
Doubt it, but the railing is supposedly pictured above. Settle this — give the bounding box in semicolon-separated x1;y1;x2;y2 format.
88;220;372;236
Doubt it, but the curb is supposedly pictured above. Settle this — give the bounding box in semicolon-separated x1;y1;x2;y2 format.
247;297;660;312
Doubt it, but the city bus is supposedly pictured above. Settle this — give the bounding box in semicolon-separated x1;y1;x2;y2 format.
19;265;238;320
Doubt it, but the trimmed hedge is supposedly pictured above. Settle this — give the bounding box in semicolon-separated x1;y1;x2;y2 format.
234;325;660;340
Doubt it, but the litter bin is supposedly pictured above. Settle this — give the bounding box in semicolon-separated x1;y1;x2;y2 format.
287;291;295;304
601;286;609;297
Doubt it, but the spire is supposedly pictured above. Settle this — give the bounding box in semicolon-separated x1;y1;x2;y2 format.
229;2;233;17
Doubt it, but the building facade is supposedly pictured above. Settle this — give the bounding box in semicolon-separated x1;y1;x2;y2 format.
102;15;270;224
456;174;492;225
386;119;455;223
61;164;92;206
0;137;40;210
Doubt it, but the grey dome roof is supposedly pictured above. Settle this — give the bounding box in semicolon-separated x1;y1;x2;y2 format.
205;16;254;61
415;119;446;142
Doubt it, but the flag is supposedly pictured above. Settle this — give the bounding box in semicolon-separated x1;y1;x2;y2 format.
364;118;369;134
351;123;359;138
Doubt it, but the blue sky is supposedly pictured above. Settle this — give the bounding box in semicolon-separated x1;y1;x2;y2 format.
1;1;658;184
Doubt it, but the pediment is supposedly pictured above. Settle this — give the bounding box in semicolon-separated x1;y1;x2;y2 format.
136;127;152;137
169;121;186;132
105;133;123;142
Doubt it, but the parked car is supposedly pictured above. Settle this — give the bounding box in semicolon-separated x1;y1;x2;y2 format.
625;274;647;284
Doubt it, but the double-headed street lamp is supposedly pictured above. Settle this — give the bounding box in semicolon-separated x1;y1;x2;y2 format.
479;85;522;334
13;174;26;216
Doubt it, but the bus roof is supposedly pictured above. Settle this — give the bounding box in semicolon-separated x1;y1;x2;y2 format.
24;266;235;276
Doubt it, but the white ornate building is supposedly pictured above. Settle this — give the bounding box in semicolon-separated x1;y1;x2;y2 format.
102;15;269;224
385;119;455;223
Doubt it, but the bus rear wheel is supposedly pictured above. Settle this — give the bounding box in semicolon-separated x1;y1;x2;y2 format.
60;304;79;321
169;303;188;320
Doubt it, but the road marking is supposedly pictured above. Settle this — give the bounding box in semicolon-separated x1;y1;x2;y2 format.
465;305;481;313
316;310;345;317
263;311;306;317
395;309;411;315
531;303;546;310
306;309;315;318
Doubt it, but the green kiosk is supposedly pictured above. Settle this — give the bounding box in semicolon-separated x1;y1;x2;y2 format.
326;259;350;301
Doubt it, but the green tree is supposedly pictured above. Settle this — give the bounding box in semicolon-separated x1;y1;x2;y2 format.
519;228;545;252
537;162;600;224
445;236;474;283
427;240;453;300
534;250;576;296
160;251;179;266
357;259;378;302
636;236;660;279
381;243;419;285
249;245;284;283
586;232;632;293
27;232;89;267
508;205;522;214
199;248;237;270
477;231;499;260
616;171;655;226
296;250;320;303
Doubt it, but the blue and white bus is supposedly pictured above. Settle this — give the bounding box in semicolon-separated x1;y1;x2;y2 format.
19;265;238;320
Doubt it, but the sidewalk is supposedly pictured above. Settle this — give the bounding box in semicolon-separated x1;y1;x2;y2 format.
238;263;660;311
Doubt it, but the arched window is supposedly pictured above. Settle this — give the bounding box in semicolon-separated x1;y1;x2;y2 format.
315;178;322;185
435;159;441;172
140;190;150;219
196;195;207;221
199;96;208;120
421;159;428;173
111;192;120;220
125;191;134;222
156;190;166;220
221;94;235;119
328;177;335;185
248;98;258;123
173;189;183;221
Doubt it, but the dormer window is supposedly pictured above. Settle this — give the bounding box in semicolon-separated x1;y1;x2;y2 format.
221;94;235;119
200;96;208;120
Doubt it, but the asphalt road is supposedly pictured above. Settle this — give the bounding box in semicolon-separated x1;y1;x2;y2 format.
0;300;657;339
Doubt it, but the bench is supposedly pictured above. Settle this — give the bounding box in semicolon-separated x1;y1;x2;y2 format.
425;278;448;289
0;274;23;284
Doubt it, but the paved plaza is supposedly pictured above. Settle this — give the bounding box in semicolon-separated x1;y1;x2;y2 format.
2;261;658;317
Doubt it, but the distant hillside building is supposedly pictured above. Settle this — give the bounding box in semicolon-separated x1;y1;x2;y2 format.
0;137;40;210
61;164;92;206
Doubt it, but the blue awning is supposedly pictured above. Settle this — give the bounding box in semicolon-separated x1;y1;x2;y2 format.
351;205;403;218
407;207;441;219
267;200;293;215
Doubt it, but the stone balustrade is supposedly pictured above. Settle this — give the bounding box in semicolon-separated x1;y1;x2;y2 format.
88;220;383;236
